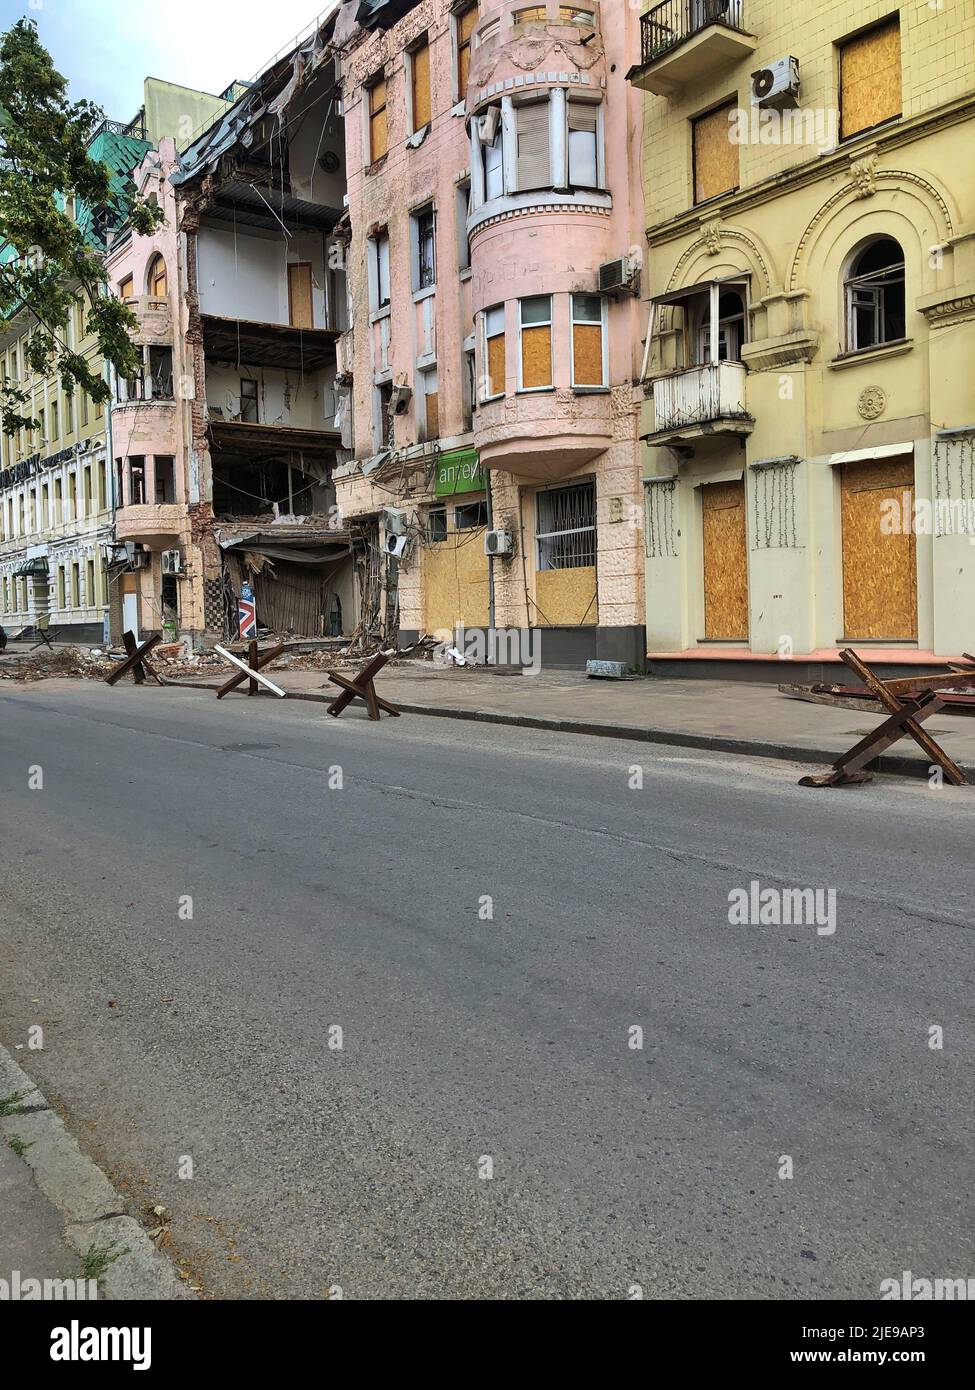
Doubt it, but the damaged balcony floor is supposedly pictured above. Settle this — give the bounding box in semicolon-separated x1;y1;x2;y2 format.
0;680;972;1299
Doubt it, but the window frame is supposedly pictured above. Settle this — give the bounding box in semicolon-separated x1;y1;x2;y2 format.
366;74;389;164
239;377;259;423
481;303;506;402
454;3;478;103
570;293;608;390
691;98;739;207
843;239;906;353
411;204;437;294
566;97;602;190
369;230;391;313
407;34;432;134
535;479;597;572
518;294;554;393
838;16;902;142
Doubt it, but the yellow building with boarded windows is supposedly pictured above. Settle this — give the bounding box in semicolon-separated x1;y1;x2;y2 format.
629;0;975;676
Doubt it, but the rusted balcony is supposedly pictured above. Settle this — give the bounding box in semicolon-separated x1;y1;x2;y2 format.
646;362;752;444
627;0;756;97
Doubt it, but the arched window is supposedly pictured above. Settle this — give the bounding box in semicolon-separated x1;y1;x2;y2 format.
844;237;905;352
147;255;167;301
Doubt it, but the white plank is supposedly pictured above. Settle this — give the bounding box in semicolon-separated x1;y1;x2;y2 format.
214;645;287;698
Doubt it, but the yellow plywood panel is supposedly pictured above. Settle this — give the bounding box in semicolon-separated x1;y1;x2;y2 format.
412;42;432;129
702;479;748;640
841;457;917;639
535;566;597;626
288;263;313;329
424;527;490;635
487;333;505;396
693;103;739;204
522;325;552;389
573;323;603;386
369;80;388;161
841;18;901;139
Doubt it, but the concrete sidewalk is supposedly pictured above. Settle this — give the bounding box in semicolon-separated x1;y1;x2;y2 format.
167;664;975;782
0;1131;94;1295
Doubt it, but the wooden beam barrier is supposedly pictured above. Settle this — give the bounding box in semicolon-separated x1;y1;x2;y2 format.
213;645;288;698
215;642;286;700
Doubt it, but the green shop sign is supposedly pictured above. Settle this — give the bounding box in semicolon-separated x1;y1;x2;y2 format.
435;448;482;497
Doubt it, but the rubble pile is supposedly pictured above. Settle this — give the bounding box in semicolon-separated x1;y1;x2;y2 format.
0;646;114;682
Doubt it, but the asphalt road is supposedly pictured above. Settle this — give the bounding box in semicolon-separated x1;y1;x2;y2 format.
1;678;972;1300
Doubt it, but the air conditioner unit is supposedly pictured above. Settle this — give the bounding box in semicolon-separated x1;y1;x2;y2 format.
484;529;512;557
129;547;149;570
387;382;413;417
598;255;638;296
751;56;800;109
161;549;183;575
382;506;407;536
385;533;409;559
478;105;501;144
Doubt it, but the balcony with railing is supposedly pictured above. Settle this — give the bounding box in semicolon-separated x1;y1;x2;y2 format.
627;0;756;97
647;362;752;443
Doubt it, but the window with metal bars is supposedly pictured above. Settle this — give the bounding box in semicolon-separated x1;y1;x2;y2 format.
536;480;596;570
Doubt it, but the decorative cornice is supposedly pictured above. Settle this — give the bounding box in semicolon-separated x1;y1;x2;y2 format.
740;332;819;372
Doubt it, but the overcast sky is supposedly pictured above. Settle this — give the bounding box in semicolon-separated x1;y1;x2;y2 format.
0;0;334;120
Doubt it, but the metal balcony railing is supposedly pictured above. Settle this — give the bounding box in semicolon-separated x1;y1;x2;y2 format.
640;0;745;65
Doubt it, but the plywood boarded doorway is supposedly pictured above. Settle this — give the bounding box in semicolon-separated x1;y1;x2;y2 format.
702;478;749;639
841;456;917;639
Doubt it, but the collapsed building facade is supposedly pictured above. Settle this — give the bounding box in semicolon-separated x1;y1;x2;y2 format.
105;20;365;647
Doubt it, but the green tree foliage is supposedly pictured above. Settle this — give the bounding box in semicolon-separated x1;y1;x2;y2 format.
0;19;162;436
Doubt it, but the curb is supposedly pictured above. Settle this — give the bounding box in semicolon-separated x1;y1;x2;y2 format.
164;678;974;784
0;1047;191;1300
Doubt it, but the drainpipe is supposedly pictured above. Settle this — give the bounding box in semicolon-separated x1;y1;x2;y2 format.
484;464;496;664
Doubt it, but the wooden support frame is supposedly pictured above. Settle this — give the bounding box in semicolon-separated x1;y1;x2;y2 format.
104;631;163;687
215;641;286;699
214;644;287;698
799;648;969;787
325;651;400;721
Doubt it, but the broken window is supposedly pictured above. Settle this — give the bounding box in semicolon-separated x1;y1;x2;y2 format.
845;238;905;351
536;480;596;570
149;346;173;399
455;500;488;529
155;455;175;504
413;206;436;291
428;507;447;542
567;100;599;188
240;378;259;422
129;456;146;506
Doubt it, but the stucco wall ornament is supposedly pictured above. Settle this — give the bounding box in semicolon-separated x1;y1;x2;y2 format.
849;155;878;200
701;219;722;256
857;385;886;420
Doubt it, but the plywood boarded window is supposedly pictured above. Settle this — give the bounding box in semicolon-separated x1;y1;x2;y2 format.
516;100;551;192
423;370;439;440
702;478;749;639
457;5;477;96
571;294;605;387
288;263;314;329
841;456;917;639
692;101;738;205
519;295;552;390
484;304;505;398
368;77;388;162
410;37;432;131
118;274;134;302
840;17;901;140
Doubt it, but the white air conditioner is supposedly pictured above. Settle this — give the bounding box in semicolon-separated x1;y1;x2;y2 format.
387;382;413;417
129;547;149;570
161;549;183;575
751;56;800;109
382;506;407;536
484;529;512;557
478;105;501;144
598;255;638;296
385;533;409;559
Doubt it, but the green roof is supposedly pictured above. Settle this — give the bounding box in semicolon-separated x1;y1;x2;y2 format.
76;127;152;249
